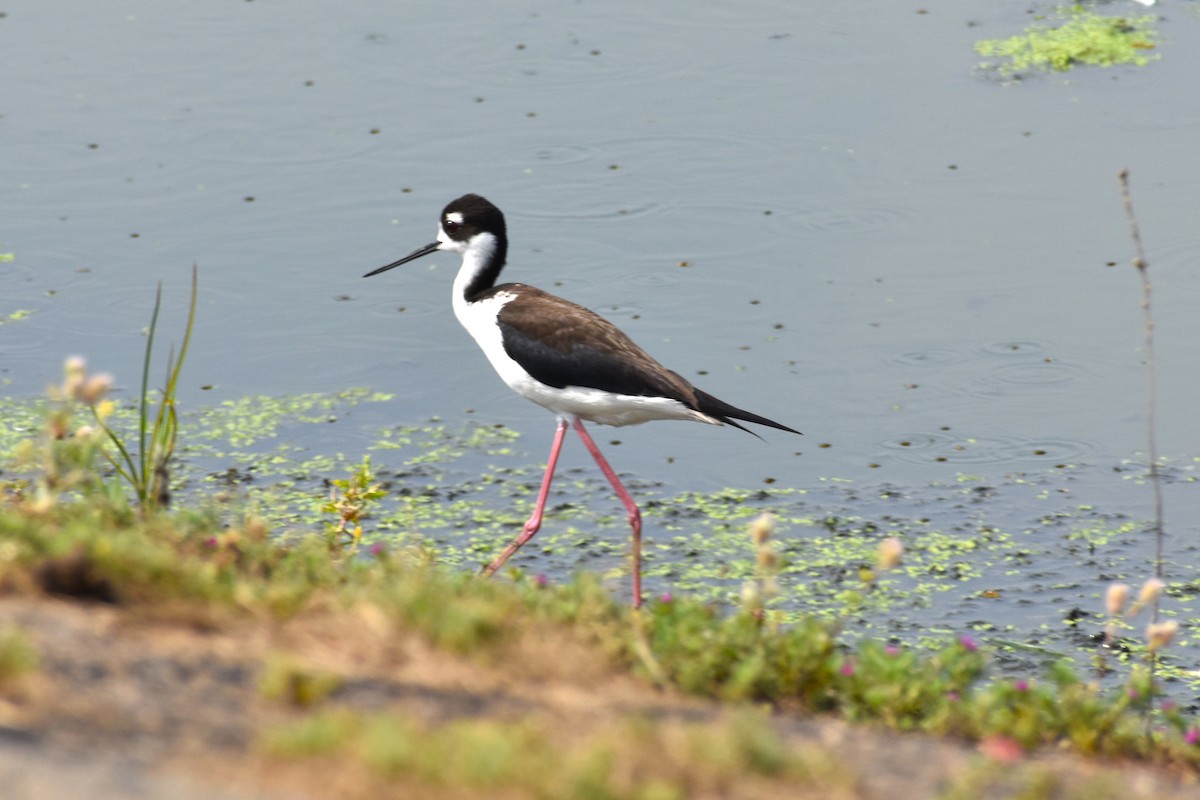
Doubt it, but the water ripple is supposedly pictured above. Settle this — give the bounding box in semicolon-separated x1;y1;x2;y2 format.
520;198;664;222
972;360;1089;392
877;432;1092;466
496;143;603;168
479;52;653;87
889;341;1106;403
887;348;972;367
765;202;915;237
977;340;1046;357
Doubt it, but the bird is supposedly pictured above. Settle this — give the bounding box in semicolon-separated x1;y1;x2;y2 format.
364;193;800;607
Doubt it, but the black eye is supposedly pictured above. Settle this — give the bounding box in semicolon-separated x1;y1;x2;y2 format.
443;219;460;232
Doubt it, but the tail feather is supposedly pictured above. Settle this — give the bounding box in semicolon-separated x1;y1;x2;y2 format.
693;389;802;438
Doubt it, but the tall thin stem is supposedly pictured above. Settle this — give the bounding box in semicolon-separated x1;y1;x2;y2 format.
1118;169;1164;612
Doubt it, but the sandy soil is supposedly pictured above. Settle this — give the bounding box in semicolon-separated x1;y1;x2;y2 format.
0;594;1196;800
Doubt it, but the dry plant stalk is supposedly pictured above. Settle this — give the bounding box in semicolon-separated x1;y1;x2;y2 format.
1117;169;1165;617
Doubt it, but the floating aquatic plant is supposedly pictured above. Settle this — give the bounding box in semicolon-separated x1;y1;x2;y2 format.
976;6;1159;76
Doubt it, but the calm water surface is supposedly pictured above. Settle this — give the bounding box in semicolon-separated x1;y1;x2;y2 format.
2;1;1199;691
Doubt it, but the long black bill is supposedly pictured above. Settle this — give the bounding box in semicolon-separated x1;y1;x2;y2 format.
363;241;441;278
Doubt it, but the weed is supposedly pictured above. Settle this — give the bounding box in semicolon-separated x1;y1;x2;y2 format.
10;359;124;513
321;455;386;547
259;653;343;708
0;626;38;689
741;512;782;616
263;706;845;800
96;265;198;510
10;268;199;513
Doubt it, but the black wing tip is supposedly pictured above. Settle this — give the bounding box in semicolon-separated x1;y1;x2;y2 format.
694;389;802;439
720;415;802;440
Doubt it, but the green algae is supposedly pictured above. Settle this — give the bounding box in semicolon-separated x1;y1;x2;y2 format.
195;388;394;450
976;6;1159;76
0;397;46;456
5;384;1198;696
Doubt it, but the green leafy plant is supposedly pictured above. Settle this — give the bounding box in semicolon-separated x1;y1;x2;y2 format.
96;266;198;510
321;454;387;545
14;267;199;511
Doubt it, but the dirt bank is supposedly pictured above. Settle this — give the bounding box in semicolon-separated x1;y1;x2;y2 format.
0;594;1196;800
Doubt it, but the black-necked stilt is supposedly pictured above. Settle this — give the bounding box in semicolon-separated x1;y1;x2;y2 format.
365;193;800;607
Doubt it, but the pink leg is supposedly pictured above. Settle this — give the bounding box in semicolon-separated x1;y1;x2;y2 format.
482;418;568;578
572;419;643;608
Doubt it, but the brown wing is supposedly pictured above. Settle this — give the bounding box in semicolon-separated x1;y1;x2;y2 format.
489;284;701;405
482;284;802;436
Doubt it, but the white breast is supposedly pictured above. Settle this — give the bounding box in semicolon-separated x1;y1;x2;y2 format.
447;234;717;427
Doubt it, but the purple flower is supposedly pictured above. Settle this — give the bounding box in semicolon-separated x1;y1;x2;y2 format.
659;592;674;604
534;574;548;589
1015;680;1029;692
1186;727;1199;746
959;635;978;652
840;662;856;677
885;646;901;657
369;542;386;558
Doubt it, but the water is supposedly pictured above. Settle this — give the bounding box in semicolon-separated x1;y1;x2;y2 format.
2;1;1199;695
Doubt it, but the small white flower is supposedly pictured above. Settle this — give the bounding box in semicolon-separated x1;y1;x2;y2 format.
877;537;904;571
1147;620;1179;652
1105;582;1130;617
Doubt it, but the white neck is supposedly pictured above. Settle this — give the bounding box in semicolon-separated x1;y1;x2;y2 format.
450;230;501;323
449;230;499;296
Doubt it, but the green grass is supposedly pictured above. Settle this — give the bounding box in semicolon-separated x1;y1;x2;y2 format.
1;489;1196;770
262;706;848;800
0;626;38;688
259;653;343;708
96;266;198;510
